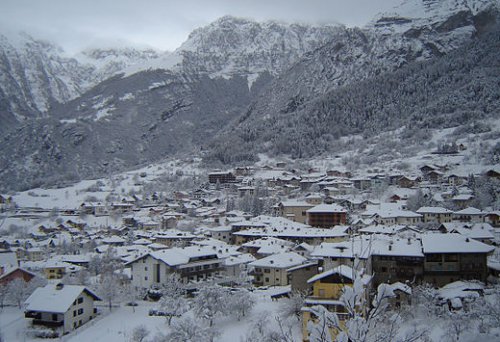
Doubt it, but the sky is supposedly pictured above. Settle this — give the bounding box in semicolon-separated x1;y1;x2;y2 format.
0;0;402;55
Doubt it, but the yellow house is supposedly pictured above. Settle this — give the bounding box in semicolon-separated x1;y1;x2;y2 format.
301;265;370;341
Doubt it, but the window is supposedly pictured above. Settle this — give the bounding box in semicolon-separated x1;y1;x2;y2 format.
145;276;148;281
52;314;58;321
145;266;148;271
77;297;83;304
264;269;270;273
265;277;269;282
78;308;84;315
444;254;458;262
73;310;77;317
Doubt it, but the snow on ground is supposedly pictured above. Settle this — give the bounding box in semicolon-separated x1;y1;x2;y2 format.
0;289;301;342
11;157;205;210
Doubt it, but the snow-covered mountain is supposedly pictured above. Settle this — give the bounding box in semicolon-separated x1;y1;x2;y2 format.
0;0;498;191
0;33;92;125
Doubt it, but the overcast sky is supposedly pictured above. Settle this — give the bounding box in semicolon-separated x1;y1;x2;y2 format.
0;0;402;55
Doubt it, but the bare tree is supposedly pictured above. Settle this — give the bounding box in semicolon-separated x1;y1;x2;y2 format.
227;289;256;320
131;325;149;342
193;285;229;327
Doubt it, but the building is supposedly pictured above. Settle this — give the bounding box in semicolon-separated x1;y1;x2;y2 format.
248;252;307;287
452;207;484;223
306;204;347;228
208;171;236;184
275;200;315;224
369;238;424;287
301;265;371;341
24;283;101;335
416;207;453;224
421;233;494;287
127;246;223;288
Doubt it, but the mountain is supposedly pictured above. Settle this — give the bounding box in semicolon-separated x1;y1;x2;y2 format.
0;33;163;134
0;33;92;131
0;17;342;191
204;0;500;163
0;0;498;191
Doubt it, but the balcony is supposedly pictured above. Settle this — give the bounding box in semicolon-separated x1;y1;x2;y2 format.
32;319;64;327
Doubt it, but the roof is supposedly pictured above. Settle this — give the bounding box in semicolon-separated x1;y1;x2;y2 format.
421;233;495;254
130;246;219;267
453;207;483;215
306;204;347;213
249;252;307;269
25;284;101;314
307;265;356;283
416;207;453;214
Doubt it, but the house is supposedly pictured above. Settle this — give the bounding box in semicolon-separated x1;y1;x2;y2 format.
452;194;475;209
24;283;101;335
208;171;236;184
0;267;37;286
301;265;371;341
288;261;319;293
485;211;500;227
248;252;307;287
421;233;494;287
127;246;223;288
306;204;347;228
275;200;314;224
369;237;424;287
452;207;484;223
416;206;453;224
43;261;83;280
224;253;256;279
377;282;412;310
397;176;420;188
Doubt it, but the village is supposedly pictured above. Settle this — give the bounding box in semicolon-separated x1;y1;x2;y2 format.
0;158;499;341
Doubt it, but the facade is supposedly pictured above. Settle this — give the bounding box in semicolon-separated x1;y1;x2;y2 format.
301;265;371;341
249;252;307;287
306;204;347;228
416;207;453;224
275;200;314;224
421;234;494;287
24;284;100;335
208;171;236;184
128;246;223;288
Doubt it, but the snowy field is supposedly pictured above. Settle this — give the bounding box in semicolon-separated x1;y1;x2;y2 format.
0;289;301;342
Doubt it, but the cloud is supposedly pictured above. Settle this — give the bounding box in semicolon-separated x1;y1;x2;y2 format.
0;0;401;54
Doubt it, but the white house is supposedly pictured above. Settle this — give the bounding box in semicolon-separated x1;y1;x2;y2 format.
24;283;101;335
249;252;307;287
127;246;223;288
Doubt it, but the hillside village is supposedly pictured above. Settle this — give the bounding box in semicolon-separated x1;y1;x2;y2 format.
0;158;499;341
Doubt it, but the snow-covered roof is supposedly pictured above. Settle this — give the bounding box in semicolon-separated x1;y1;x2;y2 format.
25;284;100;314
234;225;349;239
453;207;483;215
249;252;307;269
0;251;18;268
416;207;453;214
307;265;356;283
421;233;494;254
224;253;256;266
132;246;219;267
306;204;347;213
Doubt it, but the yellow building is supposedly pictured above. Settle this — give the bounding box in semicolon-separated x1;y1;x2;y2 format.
301;265;370;341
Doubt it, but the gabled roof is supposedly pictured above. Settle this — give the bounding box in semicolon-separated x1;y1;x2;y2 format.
307;204;347;213
307;265;356;284
416;207;453;214
453;207;483;215
421;233;494;254
249;252;307;269
25;284;101;314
